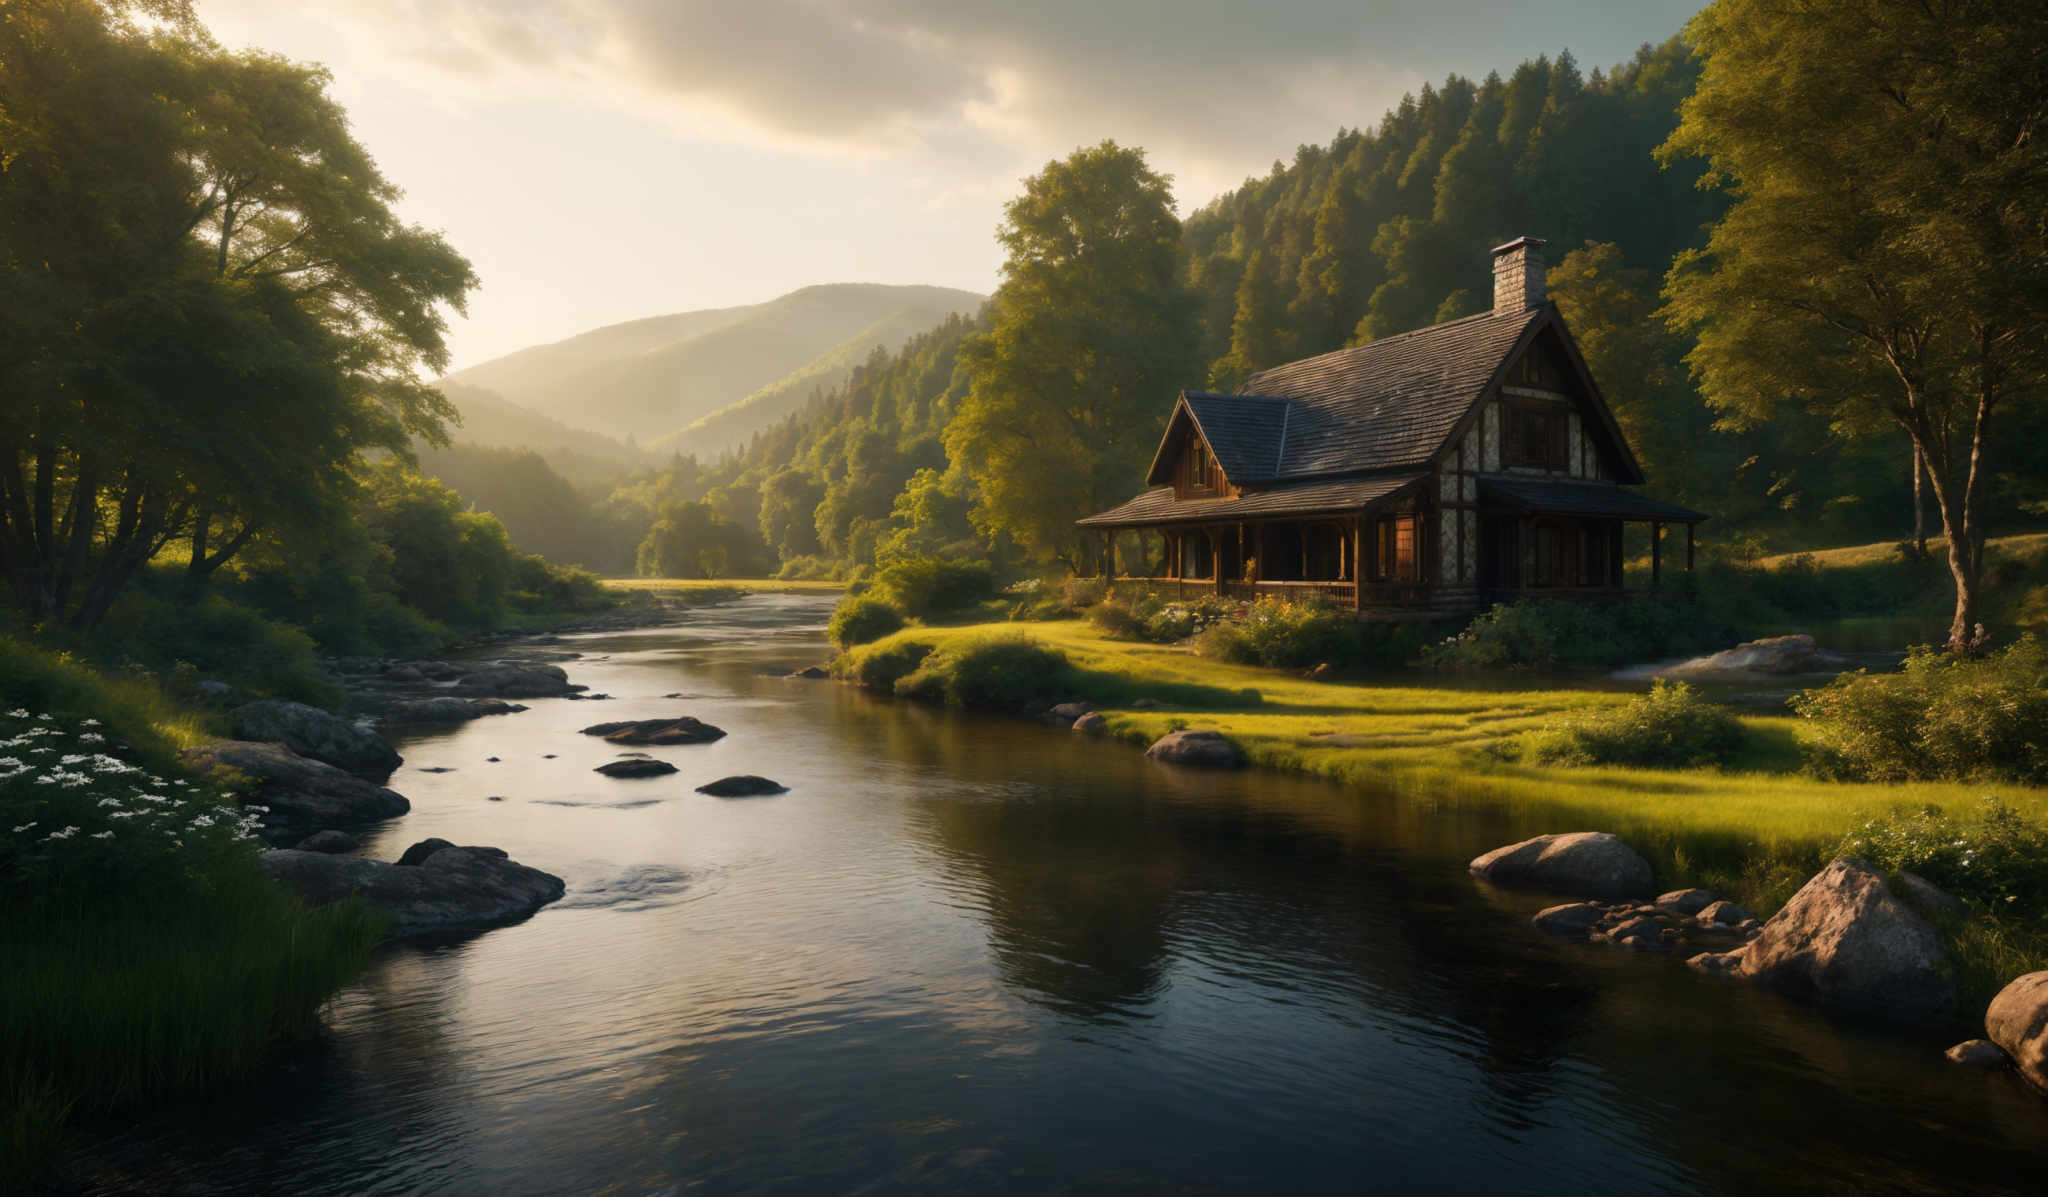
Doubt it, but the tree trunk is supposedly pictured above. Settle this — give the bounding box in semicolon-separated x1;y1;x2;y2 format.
1911;444;1929;558
1907;397;1992;654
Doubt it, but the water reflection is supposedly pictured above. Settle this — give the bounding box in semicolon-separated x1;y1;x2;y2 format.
50;595;2048;1196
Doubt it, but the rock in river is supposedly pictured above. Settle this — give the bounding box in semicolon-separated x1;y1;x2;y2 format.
1144;730;1244;768
1656;888;1718;917
382;696;521;724
786;666;830;680
581;717;727;745
183;741;410;827
595;758;680;779
696;775;788;797
1072;712;1108;735
261;840;564;936
454;662;585;698
230;699;401;780
295;829;360;854
1469;832;1654;900
1739;858;1956;1025
1987;971;2048;1094
1656;633;1851;679
1946;1039;2011;1070
1694;899;1755;929
1531;902;1607;938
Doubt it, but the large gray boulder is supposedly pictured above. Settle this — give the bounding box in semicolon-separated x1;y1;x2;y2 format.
1986;971;2048;1094
453;663;584;698
1469;832;1654;900
581;717;725;745
595;758;679;779
260;840;564;936
1144;730;1244;768
382;696;520;724
1738;858;1957;1025
695;775;788;797
230;700;400;780
183;741;409;827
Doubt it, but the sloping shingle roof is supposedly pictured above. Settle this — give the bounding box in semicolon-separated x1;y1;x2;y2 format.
1243;307;1543;477
1179;393;1291;483
1479;478;1708;522
1077;473;1423;529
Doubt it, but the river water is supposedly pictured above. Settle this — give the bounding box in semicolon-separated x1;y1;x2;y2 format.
61;595;2048;1194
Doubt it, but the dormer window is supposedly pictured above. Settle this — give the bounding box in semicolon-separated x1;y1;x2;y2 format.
1188;446;1213;490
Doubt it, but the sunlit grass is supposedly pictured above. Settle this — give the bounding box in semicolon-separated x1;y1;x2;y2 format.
0;634;217;754
1754;531;2048;571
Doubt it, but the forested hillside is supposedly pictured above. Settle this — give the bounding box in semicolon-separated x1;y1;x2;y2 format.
440;283;984;445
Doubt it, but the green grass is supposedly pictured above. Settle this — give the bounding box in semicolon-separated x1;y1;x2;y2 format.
1754;531;2048;571
849;619;2048;964
0;634;217;754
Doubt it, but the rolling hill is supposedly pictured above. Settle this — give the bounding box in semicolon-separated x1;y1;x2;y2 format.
440;283;985;452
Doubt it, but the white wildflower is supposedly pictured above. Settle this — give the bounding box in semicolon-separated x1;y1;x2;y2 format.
97;796;124;808
80;719;100;727
11;822;35;833
189;814;215;828
91;830;114;840
5;708;28;718
46;825;79;841
78;732;105;744
109;810;138;820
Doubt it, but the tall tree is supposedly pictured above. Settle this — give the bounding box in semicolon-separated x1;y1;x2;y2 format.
945;142;1198;567
0;0;475;628
1661;0;2048;649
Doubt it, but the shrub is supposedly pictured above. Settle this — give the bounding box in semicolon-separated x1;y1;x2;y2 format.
1529;680;1746;768
1193;596;1366;669
91;589;339;707
893;634;1075;711
833;638;934;690
1089;593;1235;643
828;595;905;649
1793;635;2048;782
1061;576;1109;609
1838;799;2048;911
1423;598;1728;671
870;557;996;618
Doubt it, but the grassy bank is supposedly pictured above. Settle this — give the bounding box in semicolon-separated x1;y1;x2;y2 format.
839;619;2047;1004
0;642;385;1182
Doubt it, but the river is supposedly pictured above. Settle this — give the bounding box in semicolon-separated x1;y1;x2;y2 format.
60;594;2048;1194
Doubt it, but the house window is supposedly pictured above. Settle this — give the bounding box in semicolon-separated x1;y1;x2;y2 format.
1187;445;1213;492
1504;401;1568;470
1375;516;1418;582
1577;524;1609;587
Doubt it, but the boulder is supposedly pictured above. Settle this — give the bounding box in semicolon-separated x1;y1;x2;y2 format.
1596;915;1666;951
183;741;410;827
193;680;240;705
1695;899;1756;929
295;829;359;854
1658;633;1851;679
1986;971;2048;1094
786;666;830;680
230;700;400;780
1945;1039;2011;1070
1072;712;1109;735
1469;832;1654;900
382;696;522;724
1144;730;1243;769
1895;872;1967;920
1656;888;1718;917
1738;858;1957;1024
580;717;726;745
1531;902;1607;939
695;775;788;797
260;842;563;936
594;758;679;779
453;663;584;698
1688;950;1745;977
1050;701;1096;722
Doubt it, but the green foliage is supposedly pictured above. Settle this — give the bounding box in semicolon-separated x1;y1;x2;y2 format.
1528;680;1745;767
0;635;211;755
1794;636;2048;783
1091;593;1233;643
1193;597;1358;669
893;634;1077;712
1840;800;2048;913
635;495;774;580
1061;576;1109;609
869;557;995;618
945;142;1201;566
89;585;338;707
828;595;905;650
1424;598;1728;671
1662;0;2048;646
831;637;934;690
418;443;641;574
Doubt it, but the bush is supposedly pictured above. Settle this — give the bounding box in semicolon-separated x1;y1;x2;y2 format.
1528;680;1746;767
893;634;1076;711
1088;593;1236;643
828;595;905;649
1793;635;2048;782
91;588;339;707
1193;596;1365;669
1839;799;2048;911
870;557;996;618
1061;576;1109;609
1423;598;1729;671
833;638;934;690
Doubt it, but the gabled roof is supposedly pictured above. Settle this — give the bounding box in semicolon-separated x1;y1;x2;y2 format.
1077;472;1424;529
1143;392;1292;486
1242;306;1546;478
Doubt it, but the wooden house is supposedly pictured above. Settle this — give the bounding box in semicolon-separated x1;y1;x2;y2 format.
1077;237;1706;618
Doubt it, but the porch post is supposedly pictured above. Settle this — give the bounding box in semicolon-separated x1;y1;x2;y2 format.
1352;516;1365;613
1686;523;1696;571
1213;527;1224;596
1651;521;1663;586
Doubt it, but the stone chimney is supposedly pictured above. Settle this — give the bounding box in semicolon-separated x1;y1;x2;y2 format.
1491;236;1547;314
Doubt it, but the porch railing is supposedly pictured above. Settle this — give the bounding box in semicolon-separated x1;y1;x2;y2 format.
1111;578;1384;606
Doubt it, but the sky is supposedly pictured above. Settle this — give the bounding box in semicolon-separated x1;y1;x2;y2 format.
195;0;1704;372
